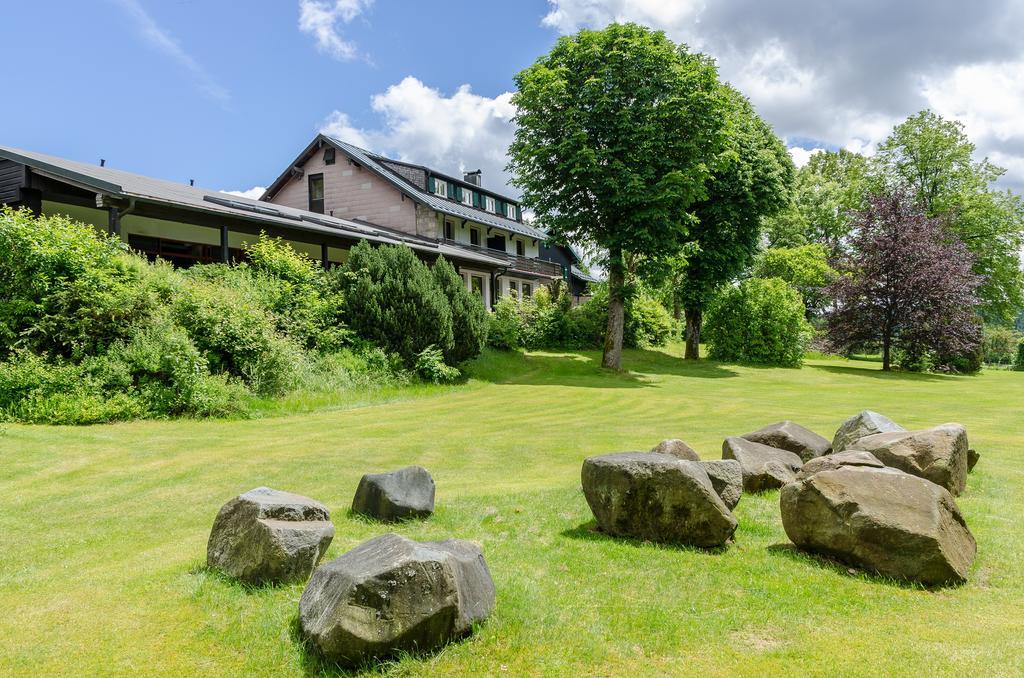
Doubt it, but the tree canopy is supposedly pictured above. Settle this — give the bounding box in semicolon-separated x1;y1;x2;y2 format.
509;23;729;369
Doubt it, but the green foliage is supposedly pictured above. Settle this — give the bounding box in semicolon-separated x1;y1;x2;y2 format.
339;241;454;367
0;206;158;360
431;256;488;364
488;296;523;350
1017;339;1024;371
414;345;461;384
704;278;812;367
982;326;1021;365
751;244;835;315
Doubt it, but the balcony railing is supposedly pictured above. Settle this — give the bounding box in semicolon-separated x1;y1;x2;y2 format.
442;239;564;278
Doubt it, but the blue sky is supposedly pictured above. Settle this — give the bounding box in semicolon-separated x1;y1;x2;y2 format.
3;0;1023;197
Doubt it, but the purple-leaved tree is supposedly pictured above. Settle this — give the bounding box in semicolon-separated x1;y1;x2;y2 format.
826;191;982;371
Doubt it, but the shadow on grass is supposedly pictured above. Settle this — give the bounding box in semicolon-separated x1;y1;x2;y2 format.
561;520;731;555
807;364;954;381
187;563;291;595
344;509;431;526
765;543;945;590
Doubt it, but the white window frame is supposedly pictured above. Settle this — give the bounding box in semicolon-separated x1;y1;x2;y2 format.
485;196;495;213
434;179;447;198
462;189;473;206
506;202;517;219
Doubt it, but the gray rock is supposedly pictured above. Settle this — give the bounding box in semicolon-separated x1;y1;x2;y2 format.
741;420;832;462
799;449;885;477
967;448;980;473
698;459;743;510
207;487;334;584
780;466;976;586
351;466;435;522
832;410;905;452
299;533;495;665
851;423;969;496
581;452;737;548
650;438;700;461
721;437;803;492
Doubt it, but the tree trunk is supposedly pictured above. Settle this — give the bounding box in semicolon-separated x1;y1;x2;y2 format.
684;306;702;360
882;333;891;371
602;248;626;370
672;296;682;322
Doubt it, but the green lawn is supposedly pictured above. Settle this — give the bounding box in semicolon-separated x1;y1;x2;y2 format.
2;346;1023;676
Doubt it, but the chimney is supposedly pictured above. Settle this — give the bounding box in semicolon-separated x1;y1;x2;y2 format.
100;159;106;167
463;169;482;186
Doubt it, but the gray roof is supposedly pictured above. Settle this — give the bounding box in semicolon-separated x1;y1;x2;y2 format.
324;137;548;241
0;144;509;268
571;265;601;284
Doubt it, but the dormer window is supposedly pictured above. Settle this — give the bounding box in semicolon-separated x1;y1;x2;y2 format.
485;196;495;213
462;189;473;206
323;147;336;165
506;203;517;219
434;178;448;198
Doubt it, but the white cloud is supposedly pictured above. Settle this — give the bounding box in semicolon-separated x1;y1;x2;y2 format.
320;77;518;195
223;186;267;200
787;147;822;168
541;0;1024;191
298;0;373;61
112;0;229;104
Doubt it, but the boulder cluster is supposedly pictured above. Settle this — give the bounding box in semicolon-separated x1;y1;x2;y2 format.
205;465;495;667
581;411;979;586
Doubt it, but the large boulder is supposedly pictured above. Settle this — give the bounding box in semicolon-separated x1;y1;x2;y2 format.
799;449;885;477
650;439;700;461
351;466;435;522
832;410;905;452
721;437;803;492
851;424;969;496
698;459;743;510
741;421;831;462
581;452;737;548
299;533;495;665
780;466;976;586
207;487;335;584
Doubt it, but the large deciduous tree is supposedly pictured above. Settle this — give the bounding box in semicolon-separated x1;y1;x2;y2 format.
826;191;982;371
874;110;1024;324
509;23;729;369
677;86;794;359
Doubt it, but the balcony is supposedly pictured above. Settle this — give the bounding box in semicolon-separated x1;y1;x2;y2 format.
442;239;564;278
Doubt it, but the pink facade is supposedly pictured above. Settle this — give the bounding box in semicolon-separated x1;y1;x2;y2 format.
269;151;431;238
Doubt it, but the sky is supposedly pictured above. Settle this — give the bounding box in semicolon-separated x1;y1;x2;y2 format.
2;0;1023;200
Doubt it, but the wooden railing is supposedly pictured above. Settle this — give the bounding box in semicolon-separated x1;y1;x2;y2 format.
442;239;564;278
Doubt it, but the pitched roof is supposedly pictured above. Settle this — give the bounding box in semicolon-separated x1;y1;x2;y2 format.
264;134;548;242
0;144;509;268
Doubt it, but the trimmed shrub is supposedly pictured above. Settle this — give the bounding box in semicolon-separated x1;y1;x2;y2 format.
338;241;453;367
704;278;812;367
432;256;488;364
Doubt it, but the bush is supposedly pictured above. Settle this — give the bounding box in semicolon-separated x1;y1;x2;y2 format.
488;296;524;350
414;345;461;384
338;241;453;367
705;278;812;367
982;325;1021;365
1017;340;1024;371
432;256;488;364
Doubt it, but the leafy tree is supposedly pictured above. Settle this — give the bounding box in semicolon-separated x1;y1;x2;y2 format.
764;149;869;256
338;241;453;367
509;23;729;369
431;256;488;364
751;244;835;317
826;192;982;371
874;110;1024;324
704;277;811;367
677;86;794;359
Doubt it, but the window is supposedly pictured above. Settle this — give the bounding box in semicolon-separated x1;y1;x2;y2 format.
506;203;517;219
516;239;525;256
308;173;324;214
470;228;480;246
444;220;454;240
434;178;447;197
323;147;336;165
462;189;473;206
522;283;533;298
508;280;518;298
471;275;484;296
485;196;495;212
